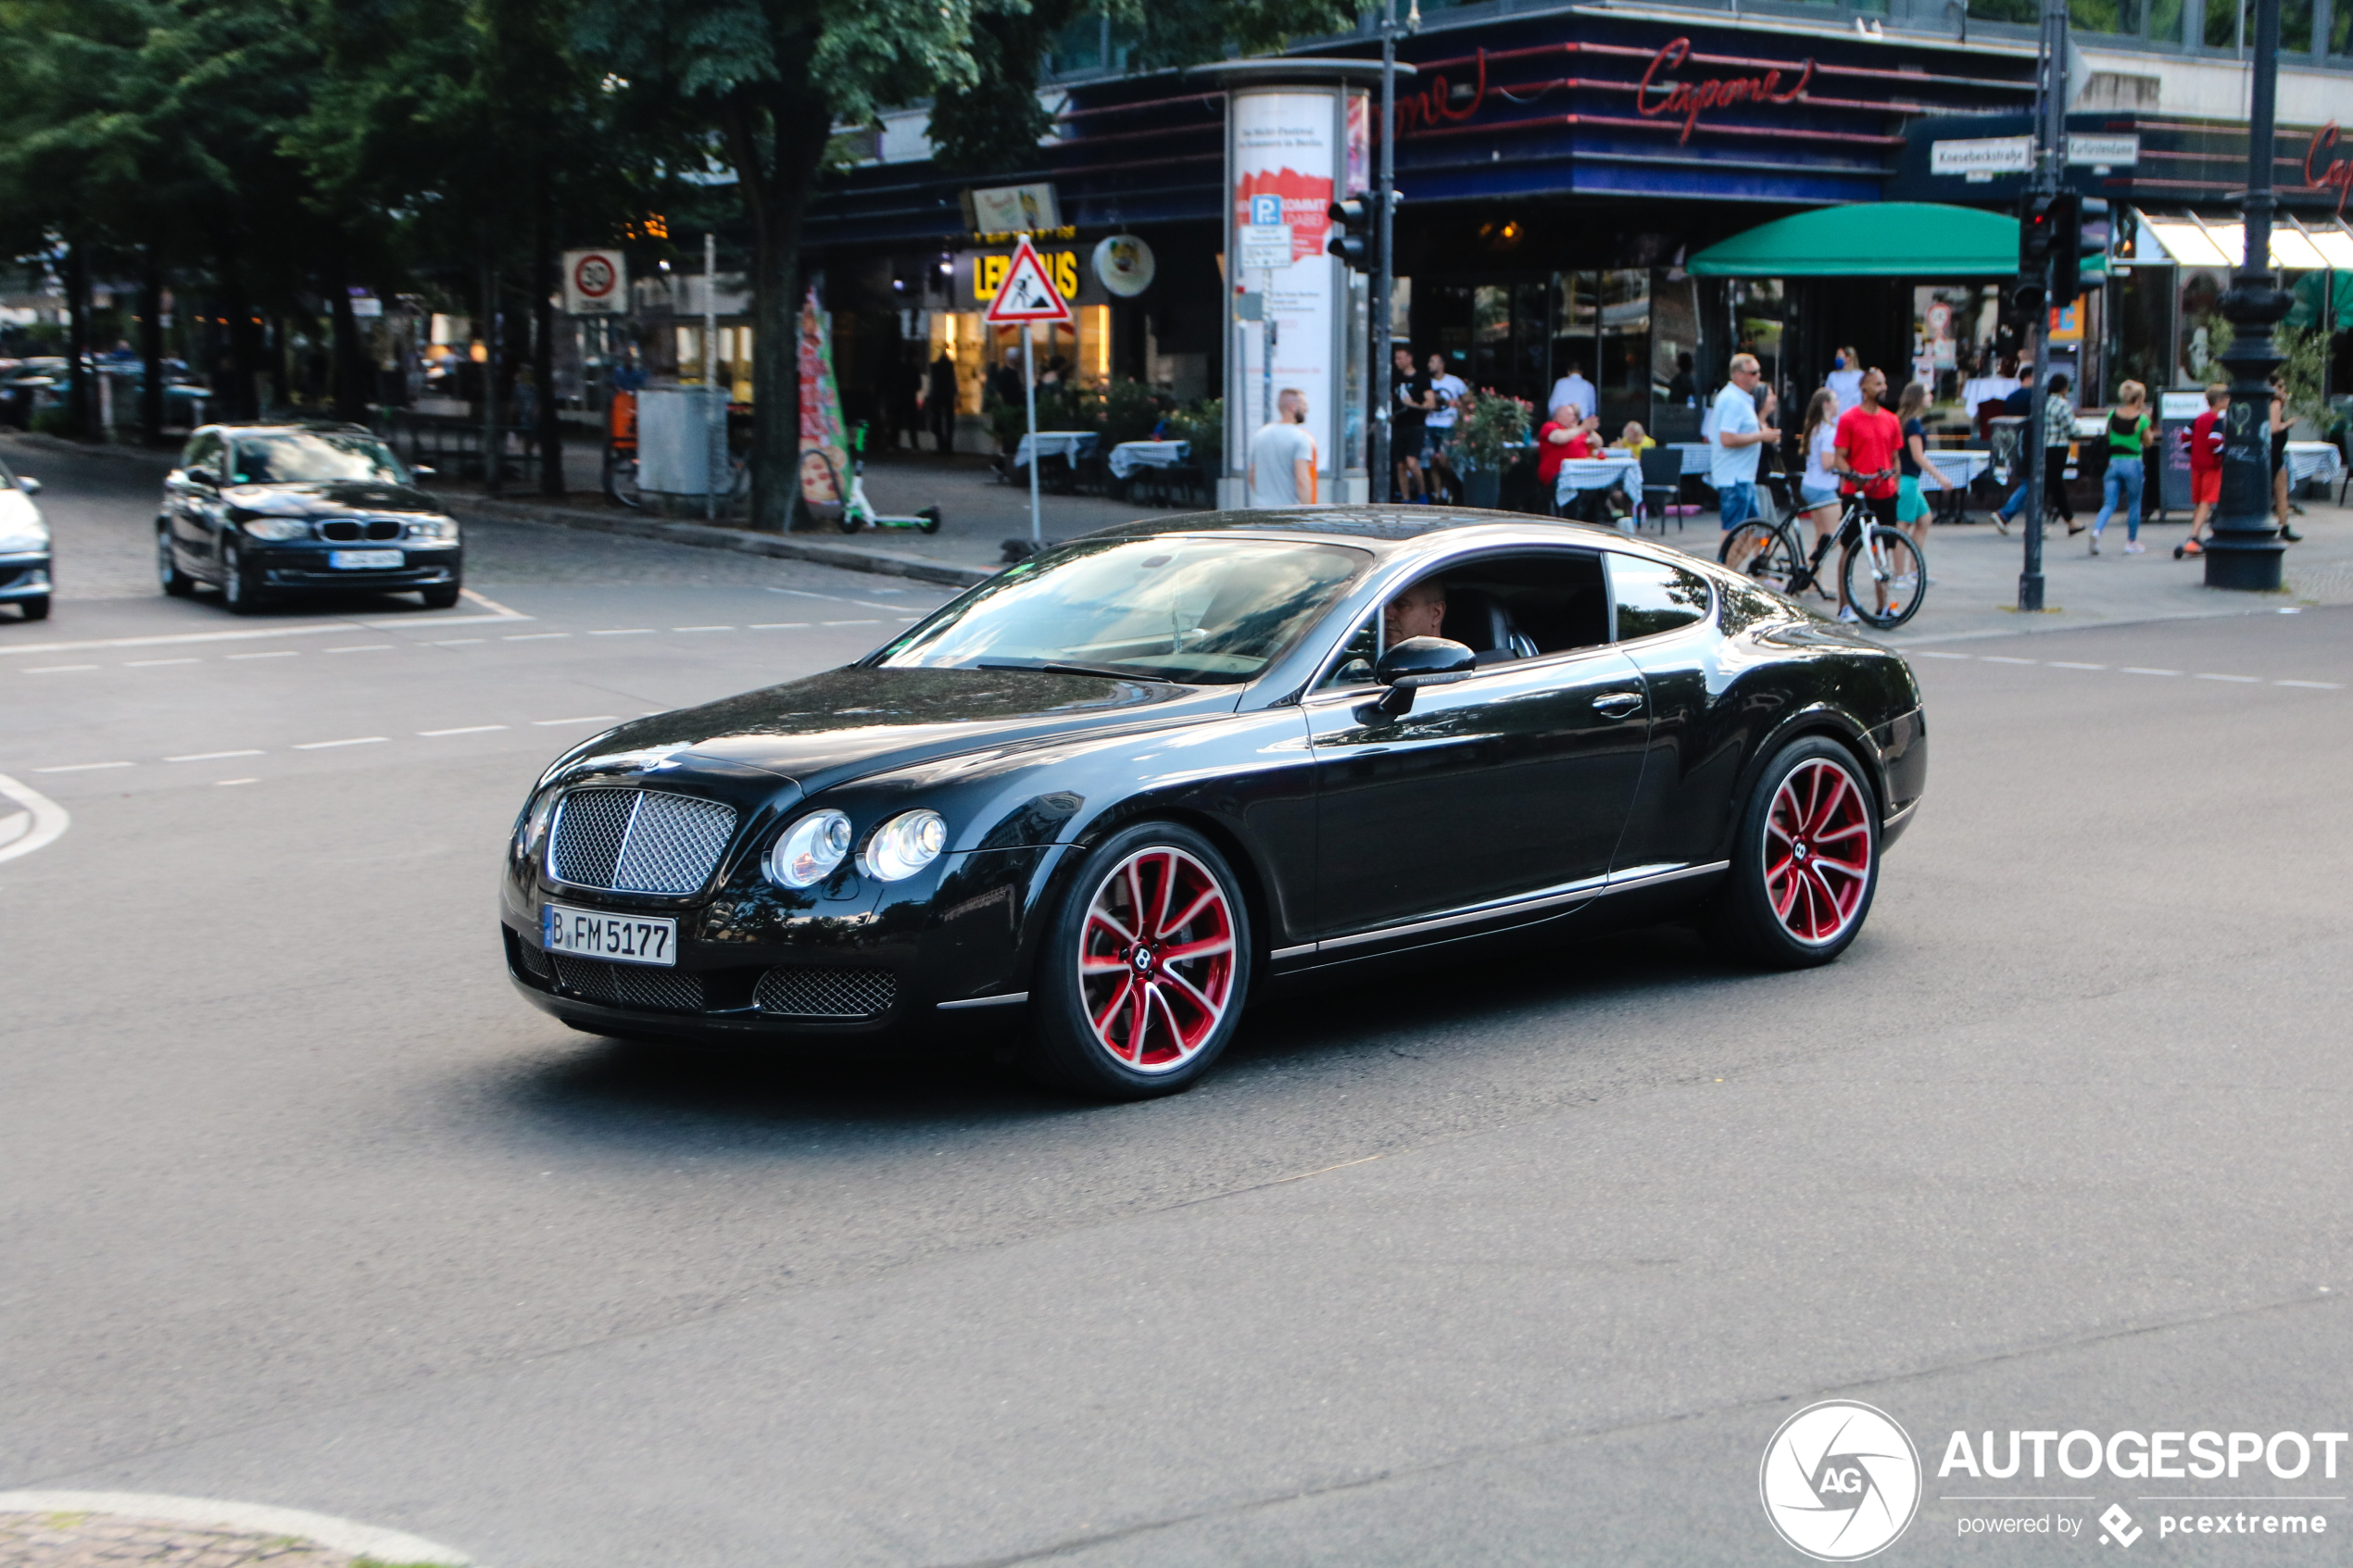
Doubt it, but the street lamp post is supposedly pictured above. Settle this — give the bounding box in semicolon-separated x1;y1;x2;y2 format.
2017;0;2067;613
1370;0;1403;503
2204;0;2290;591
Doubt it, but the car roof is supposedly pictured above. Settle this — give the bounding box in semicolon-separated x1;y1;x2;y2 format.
1076;506;1701;570
199;420;378;436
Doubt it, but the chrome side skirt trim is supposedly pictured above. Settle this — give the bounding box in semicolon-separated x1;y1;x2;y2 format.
1277;859;1732;960
937;993;1029;1010
1595;859;1731;896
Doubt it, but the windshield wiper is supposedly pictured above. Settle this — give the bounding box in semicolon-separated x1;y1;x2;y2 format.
973;659;1176;684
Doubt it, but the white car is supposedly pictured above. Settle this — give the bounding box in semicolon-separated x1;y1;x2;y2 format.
0;456;47;621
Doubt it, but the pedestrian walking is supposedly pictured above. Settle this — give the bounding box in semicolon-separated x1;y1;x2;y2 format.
1796;389;1843;569
2177;382;2228;558
1249;387;1317;508
2040;372;2079;533
1423;352;1468;504
1711;352;1778;538
1547;361;1597;424
2090;380;2153;555
926;350;959;454
1826;348;1864;413
1390;345;1429;501
2270;373;2304;543
1831;367;1903;623
1894;381;1951;551
1992;364;2041;533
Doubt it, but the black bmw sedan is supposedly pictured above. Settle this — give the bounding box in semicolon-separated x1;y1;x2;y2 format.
157;421;462;612
503;509;1927;1099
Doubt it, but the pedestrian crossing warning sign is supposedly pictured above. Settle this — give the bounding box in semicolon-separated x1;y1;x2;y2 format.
981;236;1074;325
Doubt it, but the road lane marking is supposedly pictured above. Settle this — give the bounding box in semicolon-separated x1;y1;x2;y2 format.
1914;651;1969;659
459;586;526;617
425;638;484;646
2194;672;2261;683
213;778;258;786
227;650;298;660
420;724;508;736
0;612;524;658
32;761;133;773
533;715;616;726
590;628;655;635
325;644;394;654
1979;656;2035;664
291;736;388;749
822;619;880;626
2120;667;2180;676
166;750;264;763
24;664;98;673
672;624;734;632
2048;661;2106;669
2276;679;2343;688
125;658;200;668
502;632;570;641
749;622;809;629
0;774;69;865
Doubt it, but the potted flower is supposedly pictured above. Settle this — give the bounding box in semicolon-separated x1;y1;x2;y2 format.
1448;388;1533;508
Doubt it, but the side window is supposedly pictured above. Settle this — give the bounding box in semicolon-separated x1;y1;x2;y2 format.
1609;555;1712;641
182;432;220;471
1316;609;1380;689
1433;550;1610;661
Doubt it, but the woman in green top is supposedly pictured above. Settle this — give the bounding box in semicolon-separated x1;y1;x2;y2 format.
2090;380;2155;555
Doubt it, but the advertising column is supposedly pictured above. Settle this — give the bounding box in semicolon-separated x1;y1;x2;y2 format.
1222;81;1367;507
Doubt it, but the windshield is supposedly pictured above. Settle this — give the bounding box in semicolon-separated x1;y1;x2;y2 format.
226;431;407;485
875;536;1370;685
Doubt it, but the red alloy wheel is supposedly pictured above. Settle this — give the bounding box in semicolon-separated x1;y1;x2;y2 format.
1076;847;1237;1073
1762;759;1873;946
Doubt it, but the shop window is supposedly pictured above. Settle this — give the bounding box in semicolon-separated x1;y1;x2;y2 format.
2147;0;2184;41
1967;0;2037;23
2199;0;2299;48
2284;0;2314;50
2070;0;2141;33
1652;274;1701;415
1598;270;1651;433
2334;0;2353;52
2177;270;2229;385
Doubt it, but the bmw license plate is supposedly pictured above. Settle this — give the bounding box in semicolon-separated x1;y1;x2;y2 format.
330;548;404;570
541;903;677;966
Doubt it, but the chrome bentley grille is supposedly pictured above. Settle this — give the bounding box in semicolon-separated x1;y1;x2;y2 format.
548;788;736;894
756;966;898;1019
549;955;706;1012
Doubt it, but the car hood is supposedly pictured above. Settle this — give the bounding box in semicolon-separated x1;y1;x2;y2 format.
548;664;1238;796
222;479;441;517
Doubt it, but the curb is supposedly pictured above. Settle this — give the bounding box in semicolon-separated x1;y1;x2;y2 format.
444;495;996;589
0;1491;475;1564
0;432;175;470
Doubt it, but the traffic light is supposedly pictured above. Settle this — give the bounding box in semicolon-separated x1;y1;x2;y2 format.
2014;190;2080;316
1327;198;1375;271
2067;196;2110;301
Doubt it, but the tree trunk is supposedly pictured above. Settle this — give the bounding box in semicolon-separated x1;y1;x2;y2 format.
140;257;167;445
729;75;835;533
329;269;366;422
64;240;92;440
535;180;564;496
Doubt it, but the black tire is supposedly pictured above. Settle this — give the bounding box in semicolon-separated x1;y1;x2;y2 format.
220;540;262;613
19;595;49;621
918;506;942;534
602;448;641;509
158;526;194;596
419;581;461;609
1702;735;1881;969
1840;527;1926;630
1720;520;1802;596
1021;821;1253;1100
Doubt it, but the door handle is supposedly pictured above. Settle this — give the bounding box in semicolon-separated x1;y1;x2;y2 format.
1591;691;1644;718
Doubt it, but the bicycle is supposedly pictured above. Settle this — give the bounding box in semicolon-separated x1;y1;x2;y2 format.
798;422;942;535
602;389;641;509
1718;470;1926;631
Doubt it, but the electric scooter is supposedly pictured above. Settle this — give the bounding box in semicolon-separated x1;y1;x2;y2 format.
826;422;942;534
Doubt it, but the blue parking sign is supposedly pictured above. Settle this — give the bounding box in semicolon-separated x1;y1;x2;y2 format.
1250;194;1282;227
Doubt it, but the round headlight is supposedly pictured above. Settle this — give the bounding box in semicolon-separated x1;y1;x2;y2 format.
243;517;309;541
513;787;560;859
865;809;946;882
768;809;853;888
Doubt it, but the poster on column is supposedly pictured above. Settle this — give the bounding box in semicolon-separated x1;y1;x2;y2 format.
1230;90;1337;484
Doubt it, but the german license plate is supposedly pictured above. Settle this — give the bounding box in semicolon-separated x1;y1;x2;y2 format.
330;548;404;570
541;903;677;967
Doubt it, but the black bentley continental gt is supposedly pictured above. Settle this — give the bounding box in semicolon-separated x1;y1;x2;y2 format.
502;509;1927;1099
158;421;462;612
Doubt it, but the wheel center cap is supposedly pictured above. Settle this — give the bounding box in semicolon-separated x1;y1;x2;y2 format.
1794;843;1809;860
1131;945;1155;973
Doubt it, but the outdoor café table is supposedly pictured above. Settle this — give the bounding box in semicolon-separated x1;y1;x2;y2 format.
1554;454;1644;522
1107;439;1189;480
2285;440;2345;493
1010;431;1100;472
1919;447;1993;523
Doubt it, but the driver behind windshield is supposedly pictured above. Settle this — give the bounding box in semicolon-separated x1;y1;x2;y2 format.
1382;580;1447;646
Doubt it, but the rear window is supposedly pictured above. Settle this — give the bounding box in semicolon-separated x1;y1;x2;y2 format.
1610;556;1713;640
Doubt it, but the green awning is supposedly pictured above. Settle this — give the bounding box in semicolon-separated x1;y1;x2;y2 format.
1686;202;2021;278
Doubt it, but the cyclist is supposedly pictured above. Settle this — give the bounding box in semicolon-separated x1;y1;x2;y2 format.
1831;367;1904;624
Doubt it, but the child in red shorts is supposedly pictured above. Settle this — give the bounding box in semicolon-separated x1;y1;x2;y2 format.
2177;383;2227;559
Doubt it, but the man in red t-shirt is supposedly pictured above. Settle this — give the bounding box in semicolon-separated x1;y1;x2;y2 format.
1831;368;1905;623
1535;402;1579;514
2178;383;2228;558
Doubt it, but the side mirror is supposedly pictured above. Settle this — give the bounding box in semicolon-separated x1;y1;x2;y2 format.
16;476;38;495
1366;635;1477;720
410;464;437;479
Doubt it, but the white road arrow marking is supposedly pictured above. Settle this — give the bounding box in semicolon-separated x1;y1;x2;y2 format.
0;774;70;865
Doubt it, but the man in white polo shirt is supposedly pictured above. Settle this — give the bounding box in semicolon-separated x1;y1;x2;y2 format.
1711;353;1778;533
1248;388;1317;508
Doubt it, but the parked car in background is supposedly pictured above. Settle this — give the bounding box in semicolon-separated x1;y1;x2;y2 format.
0;455;50;621
158;421;462;612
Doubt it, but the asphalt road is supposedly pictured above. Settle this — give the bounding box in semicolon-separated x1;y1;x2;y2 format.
3;437;2349;1567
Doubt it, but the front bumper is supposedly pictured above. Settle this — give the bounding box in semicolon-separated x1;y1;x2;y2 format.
246;543;461;590
0;551;50;600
